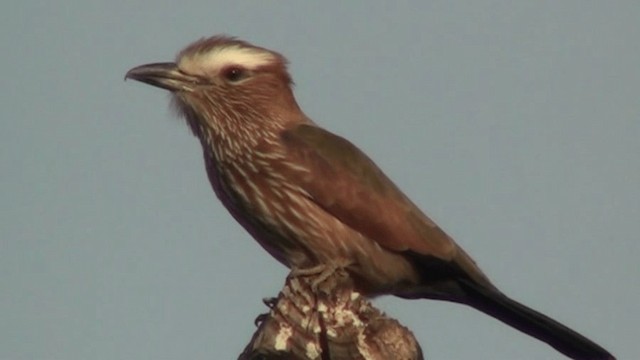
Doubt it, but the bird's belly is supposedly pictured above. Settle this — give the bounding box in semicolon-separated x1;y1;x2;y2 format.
233;181;420;294
207;159;420;294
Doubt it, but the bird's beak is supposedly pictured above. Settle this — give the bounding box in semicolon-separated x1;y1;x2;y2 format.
125;62;198;92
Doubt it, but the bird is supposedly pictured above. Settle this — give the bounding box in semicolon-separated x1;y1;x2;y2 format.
125;35;614;359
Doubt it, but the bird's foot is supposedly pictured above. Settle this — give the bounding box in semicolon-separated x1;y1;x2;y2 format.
290;260;353;293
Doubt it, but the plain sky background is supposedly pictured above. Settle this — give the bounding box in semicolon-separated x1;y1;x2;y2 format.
1;2;638;359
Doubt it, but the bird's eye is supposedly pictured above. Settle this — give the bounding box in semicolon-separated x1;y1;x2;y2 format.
223;66;246;82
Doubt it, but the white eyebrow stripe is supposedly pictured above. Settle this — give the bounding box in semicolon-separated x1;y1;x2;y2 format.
178;45;276;76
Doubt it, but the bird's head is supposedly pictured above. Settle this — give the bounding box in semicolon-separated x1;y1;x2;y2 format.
126;35;303;152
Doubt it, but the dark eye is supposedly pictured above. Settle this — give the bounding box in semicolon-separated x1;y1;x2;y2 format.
223;66;246;82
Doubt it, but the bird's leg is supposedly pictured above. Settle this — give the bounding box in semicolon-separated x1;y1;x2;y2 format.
289;263;327;277
290;259;353;293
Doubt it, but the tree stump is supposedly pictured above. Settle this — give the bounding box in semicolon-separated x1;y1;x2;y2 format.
240;268;423;360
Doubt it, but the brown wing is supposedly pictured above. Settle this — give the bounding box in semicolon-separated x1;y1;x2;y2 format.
280;123;459;259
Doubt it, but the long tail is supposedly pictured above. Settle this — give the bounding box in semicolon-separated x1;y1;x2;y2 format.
458;279;614;360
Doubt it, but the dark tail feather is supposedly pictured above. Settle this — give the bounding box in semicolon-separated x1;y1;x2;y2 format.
458;279;614;360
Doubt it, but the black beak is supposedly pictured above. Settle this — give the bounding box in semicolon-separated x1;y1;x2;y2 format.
125;62;198;92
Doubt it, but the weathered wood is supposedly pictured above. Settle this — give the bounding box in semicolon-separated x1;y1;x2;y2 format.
240;269;423;360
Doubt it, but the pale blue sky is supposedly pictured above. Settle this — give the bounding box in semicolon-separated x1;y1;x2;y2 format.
1;2;638;359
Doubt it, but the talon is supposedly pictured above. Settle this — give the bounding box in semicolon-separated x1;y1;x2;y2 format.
254;312;269;327
262;297;278;309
